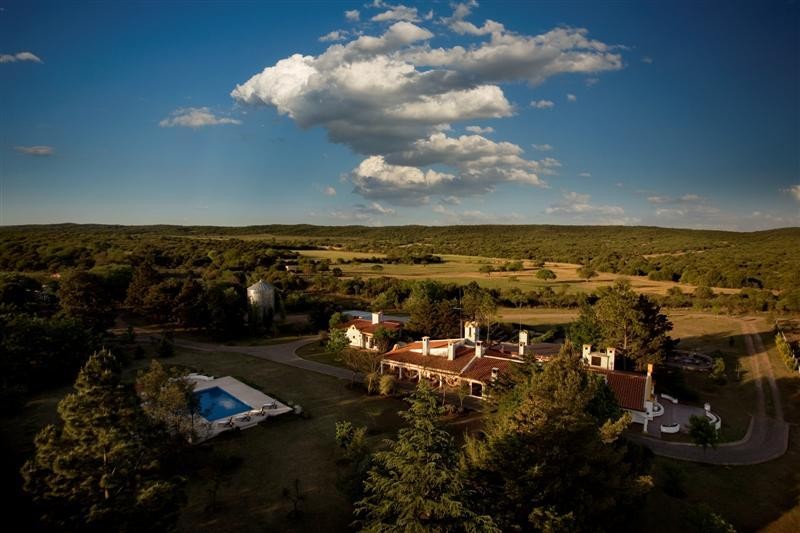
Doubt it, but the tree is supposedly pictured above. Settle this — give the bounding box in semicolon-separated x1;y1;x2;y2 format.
372;326;399;353
125;259;160;312
577;265;598;282
136;359;198;442
583;279;673;370
536;268;556;281
58;270;115;332
355;383;499;532
710;357;726;384
478;264;494;276
688;415;719;451
462;355;652;531
205;282;246;340
22;349;185;531
174;278;208;327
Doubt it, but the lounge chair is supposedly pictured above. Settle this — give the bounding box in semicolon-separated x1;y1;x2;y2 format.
263;400;277;410
217;417;235;428
234;413;252;423
248;407;267;417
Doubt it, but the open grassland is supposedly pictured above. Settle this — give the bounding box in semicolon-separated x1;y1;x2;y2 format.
295;252;742;297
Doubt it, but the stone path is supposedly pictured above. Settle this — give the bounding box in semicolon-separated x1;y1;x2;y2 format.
629;316;789;465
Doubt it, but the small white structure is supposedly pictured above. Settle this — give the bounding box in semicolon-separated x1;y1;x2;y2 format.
339;311;402;351
247;280;276;325
582;344;617;371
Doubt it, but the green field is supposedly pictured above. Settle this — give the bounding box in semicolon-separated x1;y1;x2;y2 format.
294;250;743;297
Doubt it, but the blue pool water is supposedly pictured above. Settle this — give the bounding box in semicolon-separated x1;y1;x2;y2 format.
195;387;252;421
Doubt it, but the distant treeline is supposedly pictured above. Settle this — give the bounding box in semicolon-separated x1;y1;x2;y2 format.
2;223;799;291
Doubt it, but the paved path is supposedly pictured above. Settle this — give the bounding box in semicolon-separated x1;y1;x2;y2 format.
161;335;357;382
629;316;789;465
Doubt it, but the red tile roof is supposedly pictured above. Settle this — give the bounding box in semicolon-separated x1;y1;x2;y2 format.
382;340;475;373
461;356;515;382
589;368;648;412
339;318;402;335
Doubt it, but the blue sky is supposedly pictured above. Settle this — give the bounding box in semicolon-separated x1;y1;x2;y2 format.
1;0;798;230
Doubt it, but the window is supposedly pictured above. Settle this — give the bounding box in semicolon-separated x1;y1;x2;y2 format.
471;382;483;397
591;356;602;367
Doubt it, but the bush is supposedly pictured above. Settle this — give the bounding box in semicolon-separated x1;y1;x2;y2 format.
710;357;726;384
379;374;396;396
365;371;380;394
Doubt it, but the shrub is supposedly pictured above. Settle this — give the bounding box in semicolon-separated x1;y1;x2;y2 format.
365;371;380;394
379;374;396;396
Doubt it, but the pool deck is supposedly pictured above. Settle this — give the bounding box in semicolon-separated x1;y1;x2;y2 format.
188;375;293;442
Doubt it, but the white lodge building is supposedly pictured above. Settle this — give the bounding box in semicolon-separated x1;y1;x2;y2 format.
379;324;662;431
339;311;403;351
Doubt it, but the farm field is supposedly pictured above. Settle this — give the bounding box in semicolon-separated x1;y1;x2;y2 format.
295;251;742;297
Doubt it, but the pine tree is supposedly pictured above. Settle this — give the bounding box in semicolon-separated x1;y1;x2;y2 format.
21;349;185;531
462;355;652;532
355;383;498;533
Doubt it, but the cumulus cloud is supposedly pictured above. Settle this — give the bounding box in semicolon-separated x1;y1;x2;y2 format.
465;125;494;134
319;30;347;42
372;3;420;23
442;1;504;36
784;184;800;203
578;172;591;177
647;193;705;205
642;56;653;64
324;186;337;196
531;99;554;109
331;201;396;223
345;9;360;22
0;51;42;63
546;191;627;222
14;145;54;156
532;143;553;151
585;77;599;86
159;107;241;128
567;93;577;102
233;6;623;203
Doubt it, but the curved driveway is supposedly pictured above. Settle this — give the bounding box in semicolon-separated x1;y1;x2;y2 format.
169;335;356;381
629;316;789;465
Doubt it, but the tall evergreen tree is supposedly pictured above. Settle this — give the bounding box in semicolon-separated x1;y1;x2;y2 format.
578;279;673;369
21;349;185;531
355;383;498;533
462;355;652;532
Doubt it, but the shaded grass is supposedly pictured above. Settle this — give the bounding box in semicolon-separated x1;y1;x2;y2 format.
295;341;350;370
159;347;407;533
640;426;800;533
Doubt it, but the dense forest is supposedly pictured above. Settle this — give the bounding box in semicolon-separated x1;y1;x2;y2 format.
2;223;799;291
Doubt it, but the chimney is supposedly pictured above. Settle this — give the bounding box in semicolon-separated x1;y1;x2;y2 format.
372;311;383;325
518;342;526;357
422;336;430;356
582;344;592;357
447;341;456;361
519;329;529;346
464;321;479;343
607;347;616;370
475;340;483;358
491;367;499;381
647;363;653;378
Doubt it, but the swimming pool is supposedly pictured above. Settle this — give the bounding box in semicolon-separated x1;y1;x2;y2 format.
195;386;252;421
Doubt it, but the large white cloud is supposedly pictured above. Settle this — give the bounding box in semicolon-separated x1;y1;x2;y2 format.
232;7;623;203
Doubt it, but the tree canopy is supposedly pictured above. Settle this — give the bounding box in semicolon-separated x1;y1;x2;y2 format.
22;349;185;531
355;383;499;532
462;355;652;532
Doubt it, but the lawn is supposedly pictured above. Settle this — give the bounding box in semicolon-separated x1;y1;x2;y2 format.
159;347;407;533
3;345;408;533
294;340;351;370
